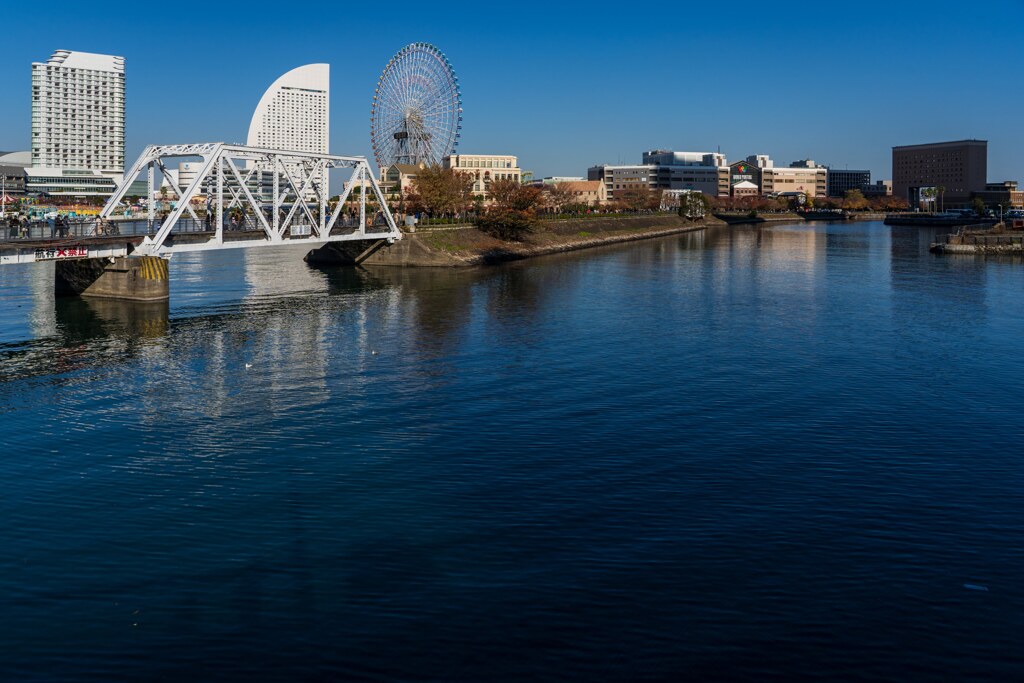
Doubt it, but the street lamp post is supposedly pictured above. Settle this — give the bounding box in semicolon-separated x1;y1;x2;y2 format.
998;204;1003;224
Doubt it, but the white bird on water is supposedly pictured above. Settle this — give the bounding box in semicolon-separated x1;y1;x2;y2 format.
245;363;253;369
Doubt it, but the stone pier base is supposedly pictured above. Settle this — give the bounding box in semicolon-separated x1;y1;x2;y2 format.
55;256;170;301
304;240;389;266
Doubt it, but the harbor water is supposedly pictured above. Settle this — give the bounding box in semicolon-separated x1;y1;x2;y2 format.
1;221;1022;681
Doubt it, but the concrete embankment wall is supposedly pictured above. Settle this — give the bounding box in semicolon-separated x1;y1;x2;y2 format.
714;213;802;226
360;215;718;268
932;232;1024;254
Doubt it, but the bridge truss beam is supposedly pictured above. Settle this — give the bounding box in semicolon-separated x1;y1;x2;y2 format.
101;143;401;256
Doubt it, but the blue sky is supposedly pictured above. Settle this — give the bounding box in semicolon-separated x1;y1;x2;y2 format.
0;0;1021;181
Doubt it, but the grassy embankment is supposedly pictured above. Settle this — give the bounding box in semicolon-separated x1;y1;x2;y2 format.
402;213;720;265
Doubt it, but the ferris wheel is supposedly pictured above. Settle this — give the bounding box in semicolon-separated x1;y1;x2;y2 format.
371;43;462;170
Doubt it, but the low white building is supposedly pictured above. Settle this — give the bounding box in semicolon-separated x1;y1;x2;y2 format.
533;176;585;186
591;151;731;200
25;167;119;197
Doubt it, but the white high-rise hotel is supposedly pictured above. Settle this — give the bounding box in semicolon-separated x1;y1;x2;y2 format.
247;64;329;154
31;50;125;177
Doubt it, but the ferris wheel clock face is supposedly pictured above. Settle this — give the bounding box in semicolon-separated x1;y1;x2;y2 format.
371;43;462;170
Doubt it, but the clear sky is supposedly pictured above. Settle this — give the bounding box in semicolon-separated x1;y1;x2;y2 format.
0;0;1021;181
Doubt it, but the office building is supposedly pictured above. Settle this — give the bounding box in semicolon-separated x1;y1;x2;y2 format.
590;150;731;200
444;154;521;202
727;156;826;197
971;181;1024;210
861;180;892;197
892;139;987;207
765;158;827;197
642;150;730;198
31;50;125;179
763;167;826;198
827;169;871;197
588;165;657;201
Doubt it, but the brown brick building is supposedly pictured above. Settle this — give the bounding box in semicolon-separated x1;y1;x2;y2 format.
892;139;987;208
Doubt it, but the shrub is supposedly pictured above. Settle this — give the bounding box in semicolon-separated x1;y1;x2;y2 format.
476;208;535;240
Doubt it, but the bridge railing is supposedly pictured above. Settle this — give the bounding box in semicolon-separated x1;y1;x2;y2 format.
0;214;377;244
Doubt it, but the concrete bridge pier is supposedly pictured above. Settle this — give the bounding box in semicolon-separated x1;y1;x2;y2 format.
55;256;170;301
304;239;389;266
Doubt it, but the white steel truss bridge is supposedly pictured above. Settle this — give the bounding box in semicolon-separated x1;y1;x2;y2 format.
100;143;401;256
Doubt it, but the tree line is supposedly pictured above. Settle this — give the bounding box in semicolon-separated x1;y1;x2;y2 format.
343;164;914;240
391;165;675;239
714;189;908;213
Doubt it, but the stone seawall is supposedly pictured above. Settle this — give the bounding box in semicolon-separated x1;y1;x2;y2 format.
359;215;718;268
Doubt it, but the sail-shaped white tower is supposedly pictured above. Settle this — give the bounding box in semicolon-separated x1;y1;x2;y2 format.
247;64;329;154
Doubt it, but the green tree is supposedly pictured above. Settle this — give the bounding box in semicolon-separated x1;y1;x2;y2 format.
679;192;711;220
920;187;937;212
971;196;987;216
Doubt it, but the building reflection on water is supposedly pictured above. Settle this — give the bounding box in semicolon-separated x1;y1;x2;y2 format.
889;224;989;345
0;221;1000;403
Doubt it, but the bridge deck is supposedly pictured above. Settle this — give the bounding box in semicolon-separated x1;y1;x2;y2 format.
1;217;398;265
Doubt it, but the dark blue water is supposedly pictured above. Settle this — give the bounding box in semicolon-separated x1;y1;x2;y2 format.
1;222;1022;681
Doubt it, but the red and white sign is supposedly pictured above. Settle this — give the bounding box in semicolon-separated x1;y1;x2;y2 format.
34;246;89;260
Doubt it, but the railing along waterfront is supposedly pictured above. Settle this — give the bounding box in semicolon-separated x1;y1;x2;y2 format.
0;215;371;244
